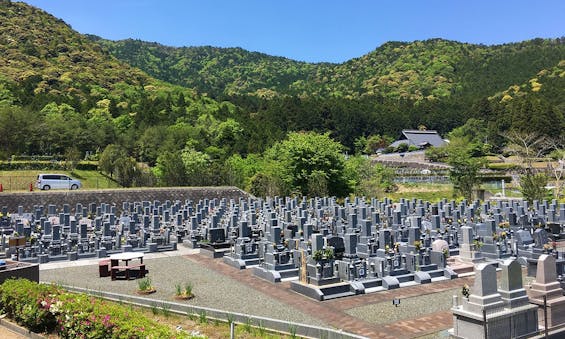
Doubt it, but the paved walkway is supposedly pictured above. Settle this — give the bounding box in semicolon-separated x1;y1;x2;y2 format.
0;326;26;339
186;254;474;338
39;246;200;271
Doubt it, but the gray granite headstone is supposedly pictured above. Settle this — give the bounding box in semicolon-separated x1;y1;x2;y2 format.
80;223;87;239
499;259;523;292
515;229;533;246
271;226;281;244
52;225;61;241
473;263;498;297
70;219;77;234
461;226;473;244
343;233;357;256
311;233;324;253
360;219;371;237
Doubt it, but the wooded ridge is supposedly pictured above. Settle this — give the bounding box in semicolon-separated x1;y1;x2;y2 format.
0;1;564;195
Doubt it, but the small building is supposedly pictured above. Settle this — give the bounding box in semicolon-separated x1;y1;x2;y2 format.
389;129;446;150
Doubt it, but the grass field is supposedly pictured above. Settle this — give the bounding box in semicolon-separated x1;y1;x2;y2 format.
387;183;455;202
0;170;120;191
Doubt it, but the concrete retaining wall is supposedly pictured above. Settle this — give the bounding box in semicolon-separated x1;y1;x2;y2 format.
0;187;249;213
0;261;39;285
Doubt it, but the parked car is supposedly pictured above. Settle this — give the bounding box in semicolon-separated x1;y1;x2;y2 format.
36;174;82;190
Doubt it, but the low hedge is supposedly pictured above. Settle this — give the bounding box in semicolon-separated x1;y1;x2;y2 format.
0;278;196;338
486;162;520;171
0;161;98;171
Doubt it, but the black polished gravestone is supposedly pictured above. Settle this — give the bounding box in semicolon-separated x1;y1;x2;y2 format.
533;228;549;249
546;222;562;238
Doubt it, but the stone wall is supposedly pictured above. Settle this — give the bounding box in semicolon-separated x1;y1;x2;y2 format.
0;261;39;284
0;187;249;213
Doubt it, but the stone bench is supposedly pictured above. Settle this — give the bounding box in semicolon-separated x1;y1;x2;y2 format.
111;264;146;280
98;259;110;278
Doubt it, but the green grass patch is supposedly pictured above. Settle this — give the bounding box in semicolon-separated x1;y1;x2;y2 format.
0;170;120;191
484;155;503;163
386;183;454;202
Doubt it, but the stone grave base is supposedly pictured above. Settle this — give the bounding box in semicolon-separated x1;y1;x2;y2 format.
530;298;565;328
199;246;230;259
182;239;199;249
381;275;400;289
447;256;477;276
222;256;261;270
290;280;362;301
253;266;298;283
357;278;384;293
451;305;538;339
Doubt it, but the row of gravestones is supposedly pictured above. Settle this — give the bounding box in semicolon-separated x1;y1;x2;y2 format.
2;196;565;300
185;196;565;300
0;199;222;262
0;196;276;263
451;255;565;338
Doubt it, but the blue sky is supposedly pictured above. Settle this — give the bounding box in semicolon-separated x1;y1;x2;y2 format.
22;0;565;63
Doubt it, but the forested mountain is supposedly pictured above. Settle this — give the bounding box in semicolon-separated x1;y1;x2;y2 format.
94;35;565;150
0;0;237;159
1;1;564;194
96;37;565;102
91;37;326;100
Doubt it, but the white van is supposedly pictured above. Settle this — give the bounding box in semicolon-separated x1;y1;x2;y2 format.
36;174;82;190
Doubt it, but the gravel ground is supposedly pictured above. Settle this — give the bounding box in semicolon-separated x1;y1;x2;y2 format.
345;288;460;325
40;255;327;327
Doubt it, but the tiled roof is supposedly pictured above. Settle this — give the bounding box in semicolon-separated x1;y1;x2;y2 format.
399;130;446;147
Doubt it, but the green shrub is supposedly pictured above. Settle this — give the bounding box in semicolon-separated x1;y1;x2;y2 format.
0;278;192;338
137;277;153;291
198;311;207;324
184;282;193;296
0;278;60;332
175;283;182;296
312;250;324;261
175;282;193;297
0;161;97;171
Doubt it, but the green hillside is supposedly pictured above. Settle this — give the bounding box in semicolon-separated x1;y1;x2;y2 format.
0;1;155;103
332;38;565;100
92;37;326;99
1;1;564;196
96;37;565;102
0;0;234;160
94;35;564;147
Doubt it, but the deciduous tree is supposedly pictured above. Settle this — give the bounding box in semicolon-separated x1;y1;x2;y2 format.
264;132;349;197
446;138;482;201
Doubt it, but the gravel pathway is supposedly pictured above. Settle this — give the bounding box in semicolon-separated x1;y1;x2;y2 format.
345;288;460;325
40;255;327;327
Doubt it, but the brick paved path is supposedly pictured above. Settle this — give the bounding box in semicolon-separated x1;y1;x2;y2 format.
186;254;474;338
